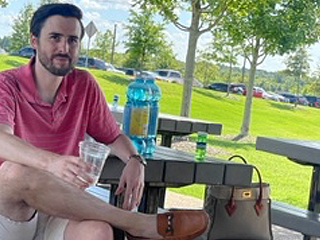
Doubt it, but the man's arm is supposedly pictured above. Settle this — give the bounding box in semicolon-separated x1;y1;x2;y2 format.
108;133;145;210
0;123;93;188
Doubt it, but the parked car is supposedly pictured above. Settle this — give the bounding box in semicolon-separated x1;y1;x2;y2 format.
105;63;125;74
229;83;246;94
278;92;309;105
243;86;267;98
117;67;139;76
139;71;158;80
153;69;183;83
76;56;107;70
205;82;229;92
278;92;297;103
304;95;320;107
193;79;204;88
264;92;288;102
12;46;35;58
297;95;309;106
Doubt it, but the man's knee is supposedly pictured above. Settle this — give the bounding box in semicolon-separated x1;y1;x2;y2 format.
0;161;45;197
0;162;38;221
88;221;113;239
65;220;114;240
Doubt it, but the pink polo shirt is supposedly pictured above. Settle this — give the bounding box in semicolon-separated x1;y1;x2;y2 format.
0;58;120;166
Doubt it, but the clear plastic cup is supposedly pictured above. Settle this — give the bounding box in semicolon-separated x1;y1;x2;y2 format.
79;141;110;186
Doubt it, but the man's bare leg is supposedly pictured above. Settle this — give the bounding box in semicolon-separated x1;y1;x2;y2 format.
0;162;158;238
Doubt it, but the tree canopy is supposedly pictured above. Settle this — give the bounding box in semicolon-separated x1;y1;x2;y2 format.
133;0;248;117
9;3;34;51
219;0;320;140
0;0;7;7
124;8;175;70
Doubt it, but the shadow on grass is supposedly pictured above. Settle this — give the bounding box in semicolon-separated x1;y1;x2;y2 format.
193;88;243;102
209;138;255;151
189;135;256;151
268;101;295;111
98;72;130;86
193;88;229;100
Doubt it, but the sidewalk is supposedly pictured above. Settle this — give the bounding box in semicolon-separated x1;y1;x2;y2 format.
164;190;304;240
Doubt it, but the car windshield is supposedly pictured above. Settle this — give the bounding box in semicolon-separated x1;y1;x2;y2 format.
169;72;181;78
156;71;169;77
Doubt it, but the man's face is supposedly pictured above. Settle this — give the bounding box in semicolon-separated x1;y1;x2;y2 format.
31;15;81;76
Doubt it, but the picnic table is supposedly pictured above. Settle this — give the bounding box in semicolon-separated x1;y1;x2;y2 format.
98;145;253;213
110;106;222;147
256;136;320;240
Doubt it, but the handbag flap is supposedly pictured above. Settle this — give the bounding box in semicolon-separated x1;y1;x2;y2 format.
209;183;270;200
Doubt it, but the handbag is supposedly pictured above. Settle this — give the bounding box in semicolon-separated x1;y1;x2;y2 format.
204;155;273;240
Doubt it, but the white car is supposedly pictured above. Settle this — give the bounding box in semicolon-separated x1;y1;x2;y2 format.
106;63;125;74
263;92;288;102
153;69;184;84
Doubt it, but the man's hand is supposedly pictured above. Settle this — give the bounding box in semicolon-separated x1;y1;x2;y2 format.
46;154;93;189
115;158;145;210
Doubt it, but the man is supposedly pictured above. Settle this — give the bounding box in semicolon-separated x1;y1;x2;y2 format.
0;3;208;240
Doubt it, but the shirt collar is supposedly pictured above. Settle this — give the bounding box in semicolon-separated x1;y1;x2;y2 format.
18;57;69;106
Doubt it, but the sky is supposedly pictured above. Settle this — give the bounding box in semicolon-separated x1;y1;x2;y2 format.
1;0;320;73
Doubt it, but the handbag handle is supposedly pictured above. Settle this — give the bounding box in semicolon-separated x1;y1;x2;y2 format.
227;154;264;216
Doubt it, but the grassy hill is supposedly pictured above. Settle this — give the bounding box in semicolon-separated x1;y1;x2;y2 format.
1;54;318;208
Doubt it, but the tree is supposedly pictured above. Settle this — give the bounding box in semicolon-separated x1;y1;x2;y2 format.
203;27;243;95
284;47;311;105
0;0;7;7
148;40;178;70
9;3;34;51
195;48;219;86
124;9;174;70
93;30;114;62
40;0;61;4
0;36;11;52
133;0;240;117
222;0;320;140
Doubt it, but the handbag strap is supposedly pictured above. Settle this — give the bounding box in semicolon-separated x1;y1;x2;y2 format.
227;154;264;216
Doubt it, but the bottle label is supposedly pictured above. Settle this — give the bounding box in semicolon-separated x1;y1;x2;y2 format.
130;107;149;136
196;142;207;149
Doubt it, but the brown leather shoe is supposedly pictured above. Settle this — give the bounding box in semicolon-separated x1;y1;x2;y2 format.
127;209;210;240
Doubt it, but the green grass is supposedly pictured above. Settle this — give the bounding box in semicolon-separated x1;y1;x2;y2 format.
1;54;318;208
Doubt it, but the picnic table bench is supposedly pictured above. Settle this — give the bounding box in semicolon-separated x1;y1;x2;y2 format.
271;200;320;237
256;136;320;240
110;106;222;147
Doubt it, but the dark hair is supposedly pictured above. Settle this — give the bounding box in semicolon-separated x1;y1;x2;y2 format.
30;3;85;39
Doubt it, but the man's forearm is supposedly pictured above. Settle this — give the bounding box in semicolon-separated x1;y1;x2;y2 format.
108;133;138;163
0;124;55;171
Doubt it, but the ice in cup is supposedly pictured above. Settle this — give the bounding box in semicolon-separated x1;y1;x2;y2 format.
79;141;110;186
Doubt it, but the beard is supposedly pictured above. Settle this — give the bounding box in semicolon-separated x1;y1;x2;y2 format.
38;49;76;76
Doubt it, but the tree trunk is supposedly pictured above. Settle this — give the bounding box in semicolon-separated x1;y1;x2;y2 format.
241;57;246;83
233;39;260;141
226;52;233;97
180;2;201;117
295;75;300;107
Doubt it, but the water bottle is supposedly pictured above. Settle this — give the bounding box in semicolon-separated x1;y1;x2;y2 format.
123;77;151;154
195;131;208;161
111;94;119;111
145;77;161;156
